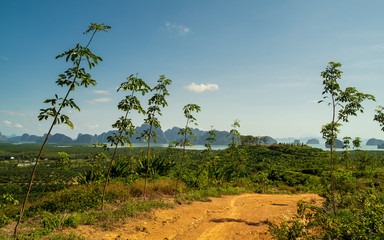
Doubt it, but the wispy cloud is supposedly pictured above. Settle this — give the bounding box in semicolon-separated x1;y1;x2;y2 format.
307;99;320;104
165;22;191;36
86;123;100;129
0;56;9;61
3;120;23;128
185;82;219;93
0;110;27;117
92;90;110;95
370;44;384;53
87;98;112;104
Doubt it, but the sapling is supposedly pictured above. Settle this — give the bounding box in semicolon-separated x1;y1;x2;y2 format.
352;137;366;170
342;137;352;169
57;151;70;182
352;137;361;149
374;106;384;149
204;126;218;153
204;126;218;185
140;75;172;199
374;106;384;131
228;119;241;148
174;104;201;193
14;23;110;236
225;119;249;180
319;61;375;212
100;74;150;210
227;120;241;162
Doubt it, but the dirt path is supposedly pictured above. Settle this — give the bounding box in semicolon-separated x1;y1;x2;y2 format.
76;193;322;240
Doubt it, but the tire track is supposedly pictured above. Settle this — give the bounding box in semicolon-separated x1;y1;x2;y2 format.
75;193;322;240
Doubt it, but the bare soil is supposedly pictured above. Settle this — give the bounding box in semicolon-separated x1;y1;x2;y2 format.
75;193;322;240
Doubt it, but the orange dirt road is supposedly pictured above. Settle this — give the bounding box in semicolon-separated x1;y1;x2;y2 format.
76;193;322;240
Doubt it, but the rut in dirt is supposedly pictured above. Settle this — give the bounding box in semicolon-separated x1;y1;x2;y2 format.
75;193;322;240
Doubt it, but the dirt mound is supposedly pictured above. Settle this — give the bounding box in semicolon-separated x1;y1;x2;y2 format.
76;193;322;240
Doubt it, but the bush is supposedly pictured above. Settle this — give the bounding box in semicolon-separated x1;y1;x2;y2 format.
269;190;384;239
26;185;103;215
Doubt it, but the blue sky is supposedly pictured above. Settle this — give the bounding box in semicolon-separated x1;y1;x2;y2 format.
1;0;383;140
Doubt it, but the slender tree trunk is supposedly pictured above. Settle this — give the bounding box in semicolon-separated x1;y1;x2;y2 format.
101;91;134;210
175;132;187;194
13;30;98;237
175;119;190;195
101;140;119;211
330;95;336;214
14;75;78;237
143;124;153;200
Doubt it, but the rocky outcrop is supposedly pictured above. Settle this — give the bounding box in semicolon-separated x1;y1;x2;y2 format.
75;134;98;144
36;133;73;144
21;133;40;142
325;139;344;149
306;139;320;144
4;125;279;146
366;138;384;146
0;132;7;142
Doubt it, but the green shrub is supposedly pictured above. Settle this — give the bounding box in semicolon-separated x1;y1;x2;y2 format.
26;185;102;215
40;213;65;234
270;190;384;239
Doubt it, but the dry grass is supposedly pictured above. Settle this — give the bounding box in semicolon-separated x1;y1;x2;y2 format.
128;178;186;197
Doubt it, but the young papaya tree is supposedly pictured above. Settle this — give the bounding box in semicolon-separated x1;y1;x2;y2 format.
174;104;201;193
319;61;375;212
14;23;111;236
99;74;150;210
140;75;172;199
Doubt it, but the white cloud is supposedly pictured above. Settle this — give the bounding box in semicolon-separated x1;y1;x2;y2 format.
92;90;110;95
185;82;219;93
165;22;191;36
87;97;112;104
86;123;100;129
3;120;23;128
0;110;27;117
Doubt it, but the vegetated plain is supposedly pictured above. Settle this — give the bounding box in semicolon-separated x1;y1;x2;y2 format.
1;141;384;239
3;22;384;239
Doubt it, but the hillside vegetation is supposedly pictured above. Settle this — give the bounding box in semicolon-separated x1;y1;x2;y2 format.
1;143;384;239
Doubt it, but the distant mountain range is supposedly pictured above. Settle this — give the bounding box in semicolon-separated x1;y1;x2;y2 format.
0;125;277;146
2;128;381;148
